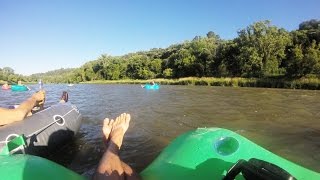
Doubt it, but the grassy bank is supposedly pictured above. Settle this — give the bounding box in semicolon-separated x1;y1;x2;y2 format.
81;77;320;90
2;77;320;90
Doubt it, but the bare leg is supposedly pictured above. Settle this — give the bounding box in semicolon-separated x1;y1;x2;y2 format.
94;113;140;180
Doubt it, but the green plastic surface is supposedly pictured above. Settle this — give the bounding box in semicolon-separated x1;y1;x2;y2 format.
0;135;26;155
0;154;85;180
141;128;320;180
0;135;84;180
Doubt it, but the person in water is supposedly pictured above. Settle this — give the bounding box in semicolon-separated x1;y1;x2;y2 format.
2;81;11;89
0;90;69;126
141;80;156;88
16;80;31;90
94;113;141;180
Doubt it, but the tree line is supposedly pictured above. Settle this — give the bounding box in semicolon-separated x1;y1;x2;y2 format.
0;67;27;83
1;19;320;84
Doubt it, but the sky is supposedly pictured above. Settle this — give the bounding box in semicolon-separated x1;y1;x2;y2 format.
0;0;319;75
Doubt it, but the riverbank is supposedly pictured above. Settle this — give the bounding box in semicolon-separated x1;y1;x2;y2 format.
81;77;320;90
2;77;319;90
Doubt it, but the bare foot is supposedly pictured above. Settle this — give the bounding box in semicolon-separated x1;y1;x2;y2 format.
110;113;131;149
102;118;114;145
59;91;69;103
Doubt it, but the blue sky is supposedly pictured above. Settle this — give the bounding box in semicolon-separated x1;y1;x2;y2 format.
0;0;319;75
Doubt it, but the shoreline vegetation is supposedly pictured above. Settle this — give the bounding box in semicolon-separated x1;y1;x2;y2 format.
80;77;320;90
2;77;320;90
1;19;320;91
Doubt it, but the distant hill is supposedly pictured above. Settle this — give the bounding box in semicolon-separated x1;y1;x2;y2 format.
28;68;77;83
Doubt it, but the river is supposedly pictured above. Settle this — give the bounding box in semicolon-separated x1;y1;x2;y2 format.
1;84;320;177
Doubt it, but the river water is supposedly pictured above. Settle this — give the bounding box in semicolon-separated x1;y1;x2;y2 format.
1;84;320;177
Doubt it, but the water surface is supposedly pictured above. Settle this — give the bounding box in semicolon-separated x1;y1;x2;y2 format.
1;84;319;176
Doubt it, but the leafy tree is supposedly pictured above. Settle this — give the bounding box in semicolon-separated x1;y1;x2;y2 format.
285;42;320;77
297;19;320;46
149;59;162;77
283;20;320;77
163;68;173;78
306;42;320;74
191;36;218;76
207;31;220;39
236;20;291;76
125;54;154;79
170;48;196;77
2;67;14;75
213;40;241;77
103;59;127;80
299;19;320;30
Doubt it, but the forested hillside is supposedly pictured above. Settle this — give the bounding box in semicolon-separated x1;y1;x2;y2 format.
0;67;26;83
28;68;76;83
1;19;320;84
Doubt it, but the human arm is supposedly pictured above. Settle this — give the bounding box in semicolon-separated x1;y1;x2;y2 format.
0;90;45;126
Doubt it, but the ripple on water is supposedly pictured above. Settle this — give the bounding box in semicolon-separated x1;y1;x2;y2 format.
1;84;320;175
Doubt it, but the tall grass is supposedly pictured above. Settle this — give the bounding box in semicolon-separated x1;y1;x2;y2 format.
81;77;320;90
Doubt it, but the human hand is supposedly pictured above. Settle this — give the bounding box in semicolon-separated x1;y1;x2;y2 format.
32;90;46;105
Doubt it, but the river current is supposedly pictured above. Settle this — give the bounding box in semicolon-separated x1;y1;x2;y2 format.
1;84;319;177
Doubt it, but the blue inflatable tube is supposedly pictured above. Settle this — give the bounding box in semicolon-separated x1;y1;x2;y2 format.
144;84;160;89
11;85;29;92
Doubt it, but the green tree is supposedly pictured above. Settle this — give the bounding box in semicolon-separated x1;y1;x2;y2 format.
172;48;197;77
295;19;320;46
149;59;162;77
283;19;320;77
191;35;220;76
285;42;320;77
126;54;154;79
163;68;173;78
2;67;14;75
213;40;241;77
104;60;127;80
299;19;320;31
236;20;291;76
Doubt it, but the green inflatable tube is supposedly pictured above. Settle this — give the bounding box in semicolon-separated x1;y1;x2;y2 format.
1;128;319;179
141;128;320;180
0;154;85;180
